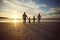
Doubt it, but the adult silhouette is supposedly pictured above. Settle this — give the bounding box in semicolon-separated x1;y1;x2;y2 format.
37;14;41;23
22;12;27;23
33;16;35;23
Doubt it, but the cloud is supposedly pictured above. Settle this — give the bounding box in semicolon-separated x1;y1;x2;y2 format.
0;0;3;10
47;8;56;13
47;7;60;15
39;4;47;8
0;0;47;18
0;0;3;5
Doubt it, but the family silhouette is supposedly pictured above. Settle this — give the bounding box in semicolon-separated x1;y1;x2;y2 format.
22;12;41;24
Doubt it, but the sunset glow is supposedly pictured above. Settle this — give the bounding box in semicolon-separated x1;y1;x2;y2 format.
12;13;19;22
13;14;19;19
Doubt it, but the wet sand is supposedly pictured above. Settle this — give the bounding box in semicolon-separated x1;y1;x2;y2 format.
0;22;60;40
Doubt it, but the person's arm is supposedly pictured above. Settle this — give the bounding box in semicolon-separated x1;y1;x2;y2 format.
26;15;28;19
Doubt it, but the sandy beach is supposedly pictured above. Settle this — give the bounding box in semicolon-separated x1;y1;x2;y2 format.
0;22;60;40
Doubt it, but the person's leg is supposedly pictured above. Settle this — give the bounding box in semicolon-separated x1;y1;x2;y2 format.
23;19;25;23
24;18;26;24
33;20;35;24
29;20;30;23
23;18;24;22
38;19;40;24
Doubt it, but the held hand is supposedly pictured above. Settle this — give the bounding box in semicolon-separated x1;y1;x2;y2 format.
27;17;28;19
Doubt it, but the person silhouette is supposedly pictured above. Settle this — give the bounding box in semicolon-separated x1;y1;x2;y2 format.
28;17;31;23
22;12;27;23
33;16;35;23
37;14;41;23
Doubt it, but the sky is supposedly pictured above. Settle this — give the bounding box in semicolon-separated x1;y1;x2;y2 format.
0;0;60;18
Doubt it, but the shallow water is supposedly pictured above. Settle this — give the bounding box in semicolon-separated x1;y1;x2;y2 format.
0;19;60;22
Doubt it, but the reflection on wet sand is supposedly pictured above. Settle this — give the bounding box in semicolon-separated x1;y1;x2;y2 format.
0;22;60;40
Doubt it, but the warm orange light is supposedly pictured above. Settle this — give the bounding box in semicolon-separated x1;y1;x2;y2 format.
12;14;19;23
